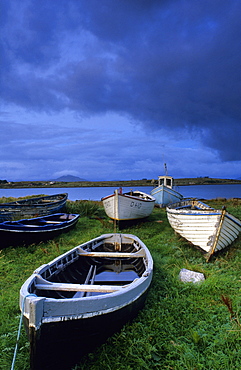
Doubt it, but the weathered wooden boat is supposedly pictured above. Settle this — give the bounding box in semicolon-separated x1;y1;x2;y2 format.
166;199;241;260
0;193;68;221
20;233;153;370
151;175;183;207
102;188;155;221
0;213;80;248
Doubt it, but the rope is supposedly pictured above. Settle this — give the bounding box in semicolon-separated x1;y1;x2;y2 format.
11;293;37;370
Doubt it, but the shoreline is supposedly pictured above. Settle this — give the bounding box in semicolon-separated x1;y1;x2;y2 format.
0;177;241;189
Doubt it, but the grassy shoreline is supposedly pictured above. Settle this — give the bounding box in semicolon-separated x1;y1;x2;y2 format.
1;198;241;369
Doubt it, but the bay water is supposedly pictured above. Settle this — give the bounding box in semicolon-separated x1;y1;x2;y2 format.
0;184;240;201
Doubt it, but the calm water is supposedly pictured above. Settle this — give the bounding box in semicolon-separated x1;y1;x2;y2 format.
179;184;241;199
0;184;240;201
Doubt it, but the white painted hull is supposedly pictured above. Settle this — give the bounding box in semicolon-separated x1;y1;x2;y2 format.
102;190;155;221
167;199;241;259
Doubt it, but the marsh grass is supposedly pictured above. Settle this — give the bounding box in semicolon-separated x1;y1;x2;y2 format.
66;200;103;217
0;199;241;369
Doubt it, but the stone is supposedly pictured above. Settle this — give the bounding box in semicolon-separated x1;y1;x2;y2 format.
179;268;205;283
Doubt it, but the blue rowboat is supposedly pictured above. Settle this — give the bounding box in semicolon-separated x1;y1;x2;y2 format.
0;213;79;248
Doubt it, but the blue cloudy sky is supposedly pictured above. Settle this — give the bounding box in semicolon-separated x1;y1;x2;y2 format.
1;0;240;181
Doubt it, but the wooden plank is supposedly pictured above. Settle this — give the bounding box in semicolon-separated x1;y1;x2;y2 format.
44;221;63;224
35;282;126;293
77;249;145;258
19;225;40;227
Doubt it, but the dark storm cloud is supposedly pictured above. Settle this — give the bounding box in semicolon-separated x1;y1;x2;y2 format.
1;0;241;162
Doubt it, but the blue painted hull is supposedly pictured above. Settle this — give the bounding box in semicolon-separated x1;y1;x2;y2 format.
0;213;79;248
151;185;183;207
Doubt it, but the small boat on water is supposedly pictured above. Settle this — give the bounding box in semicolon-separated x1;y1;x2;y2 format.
0;193;68;221
151;175;183;207
102;188;155;221
20;233;153;370
166;199;241;260
0;213;80;248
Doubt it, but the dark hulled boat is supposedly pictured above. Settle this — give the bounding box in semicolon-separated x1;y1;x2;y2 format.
20;233;153;369
0;193;68;221
0;213;80;248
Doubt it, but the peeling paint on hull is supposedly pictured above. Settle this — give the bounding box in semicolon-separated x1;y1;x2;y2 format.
167;199;241;259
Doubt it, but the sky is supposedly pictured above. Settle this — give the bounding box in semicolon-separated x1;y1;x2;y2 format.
1;0;241;182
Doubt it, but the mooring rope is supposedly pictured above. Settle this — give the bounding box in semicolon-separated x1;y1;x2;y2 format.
11;294;37;370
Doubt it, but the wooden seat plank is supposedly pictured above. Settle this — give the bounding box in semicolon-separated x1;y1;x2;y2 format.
77;249;145;258
35;282;126;293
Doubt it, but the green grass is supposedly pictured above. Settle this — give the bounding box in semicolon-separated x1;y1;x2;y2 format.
0;199;241;369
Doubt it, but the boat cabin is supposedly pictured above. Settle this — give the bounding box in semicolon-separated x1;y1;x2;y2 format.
157;175;174;189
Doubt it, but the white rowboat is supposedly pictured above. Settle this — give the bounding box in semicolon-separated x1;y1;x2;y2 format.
102;188;155;221
166;199;241;260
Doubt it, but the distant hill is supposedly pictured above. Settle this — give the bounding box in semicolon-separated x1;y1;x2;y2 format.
54;175;86;182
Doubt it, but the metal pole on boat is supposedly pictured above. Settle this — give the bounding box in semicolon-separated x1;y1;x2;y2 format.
164;163;168;175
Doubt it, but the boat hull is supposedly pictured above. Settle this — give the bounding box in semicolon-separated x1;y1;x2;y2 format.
24;289;149;370
20;233;153;369
151;185;183;207
167;199;241;259
102;190;155;220
0;193;68;221
0;213;79;248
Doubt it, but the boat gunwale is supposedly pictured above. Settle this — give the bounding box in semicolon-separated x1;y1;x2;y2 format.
102;191;155;203
117;194;155;203
167;199;241;226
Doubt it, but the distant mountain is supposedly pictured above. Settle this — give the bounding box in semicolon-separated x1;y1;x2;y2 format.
54;175;86;182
